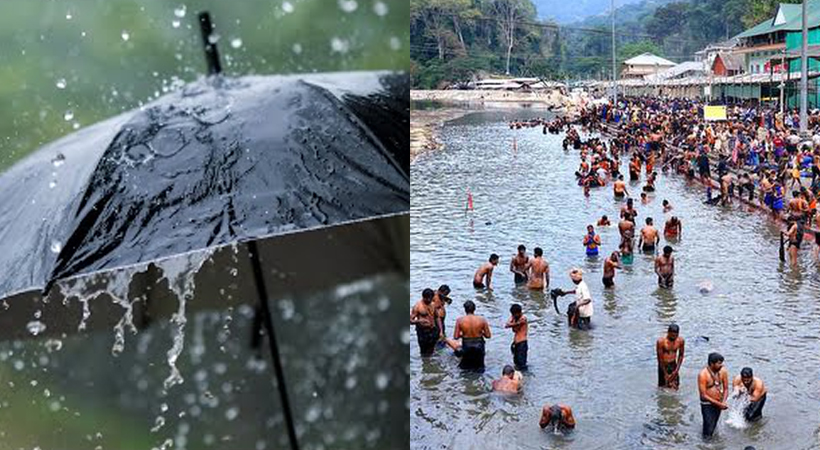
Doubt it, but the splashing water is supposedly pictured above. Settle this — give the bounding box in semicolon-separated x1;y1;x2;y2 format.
26;320;47;336
725;391;751;429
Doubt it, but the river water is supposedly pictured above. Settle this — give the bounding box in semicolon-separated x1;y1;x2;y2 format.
410;108;820;450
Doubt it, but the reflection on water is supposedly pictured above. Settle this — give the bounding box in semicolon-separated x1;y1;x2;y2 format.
411;109;820;449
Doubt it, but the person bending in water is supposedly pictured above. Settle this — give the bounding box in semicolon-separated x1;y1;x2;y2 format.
621;198;638;223
410;288;438;357
655;246;675;288
597;215;611;226
602;251;621;288
583;225;601;257
662;199;673;213
510;245;530;285
492;365;522;393
732;367;767;422
445;300;491;371
539;404;576;433
474;254;499;289
639;217;660;253
656;324;684;390
506;304;528;370
698;352;729;438
527;247;549;291
664;216;682;239
564;269;592;329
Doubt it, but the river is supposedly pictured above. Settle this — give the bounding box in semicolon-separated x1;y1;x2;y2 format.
410;107;820;450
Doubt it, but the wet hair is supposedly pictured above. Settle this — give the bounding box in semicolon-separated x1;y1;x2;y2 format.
518;245;526;252
422;288;435;300
602;215;608;220
793;190;800;198
668;323;679;334
489;253;500;262
641;192;647;198
534;247;543;257
438;285;450;295
510;304;522;315
627;198;633;206
646;217;653;224
549;405;562;423
662;200;669;205
708;352;724;365
502;365;514;376
464;300;476;314
587;224;594;230
663;245;673;255
741;367;753;378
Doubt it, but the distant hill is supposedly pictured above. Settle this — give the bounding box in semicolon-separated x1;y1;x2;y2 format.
533;0;678;24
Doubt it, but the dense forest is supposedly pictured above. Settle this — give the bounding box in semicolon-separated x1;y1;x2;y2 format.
410;0;801;88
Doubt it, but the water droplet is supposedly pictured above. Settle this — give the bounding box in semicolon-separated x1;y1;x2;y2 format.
389;36;401;51
44;339;63;352
48;180;57;189
375;372;389;390
72;122;80;130
34;310;42;319
377;296;390;311
292;43;302;54
225;406;239;421
401;329;410;344
305;404;321;422
160;403;168;412
345;376;357;390
56;78;67;89
63;110;74;121
150;415;166;432
174;5;187;18
330;37;349;53
66;12;73;20
121;30;130;41
50;241;62;254
230;38;242;49
27;321;47;336
44;388;51;398
172;19;181;28
52;153;66;167
208;34;220;44
373;1;388;16
282;1;294;13
338;0;358;13
13;360;24;371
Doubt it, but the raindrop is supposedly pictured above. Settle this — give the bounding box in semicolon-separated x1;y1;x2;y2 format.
44;388;51;398
208;34;220;44
174;5;187;18
344;376;357;390
330;37;349;54
338;0;358;13
292;43;303;54
373;1;388;16
66;12;73;20
34;310;42;319
72;122;80;130
160;403;169;412
121;30;130;41
305;404;321;423
50;241;62;254
52;153;66;167
230;38;242;49
389;36;401;51
27;321;46;336
13;360;24;371
55;78;67;89
44;339;63;352
375;372;389;390
150;415;166;432
282;1;294;13
63;110;74;121
401;329;410;344
377;296;390;311
48;180;56;188
172;20;181;28
225;406;239;421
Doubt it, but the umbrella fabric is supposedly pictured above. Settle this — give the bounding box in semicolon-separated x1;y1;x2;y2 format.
0;71;409;299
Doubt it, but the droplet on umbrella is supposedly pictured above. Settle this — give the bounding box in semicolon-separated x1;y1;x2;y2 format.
160;403;169;412
208;34;220;44
373;1;388;16
52;153;65;167
49;180;57;189
401;329;410;344
330;37;349;53
63;110;74;121
282;1;294;13
230;38;242;49
56;78;67;89
174;5;187;18
44;339;63;352
27;321;47;336
225;406;239;421
375;372;389;390
66;12;73;20
50;241;62;253
121;30;130;41
172;20;181;28
338;0;358;13
292;43;302;54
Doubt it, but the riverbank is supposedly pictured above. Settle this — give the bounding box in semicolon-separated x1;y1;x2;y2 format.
411;89;569;107
410;108;471;162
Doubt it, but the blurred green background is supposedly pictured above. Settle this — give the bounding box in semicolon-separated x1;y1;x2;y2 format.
0;0;409;173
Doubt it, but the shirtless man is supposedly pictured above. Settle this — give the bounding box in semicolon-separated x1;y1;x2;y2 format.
788;190;809;222
655;324;684;389
602;251;621;288
784;219;803;265
492;365;522;393
620;198;638;223
618;216;635;242
474;254;500;290
510;245;530;285
732;367;768;422
655;245;675;288
539;404;576;433
698;352;729;438
662;199;672;213
432;285;451;340
664;216;682;239
410;289;438;356
505;304;528;370
639;217;660;253
527;247;549;291
613;175;629;200
445;300;491;371
597;215;611;227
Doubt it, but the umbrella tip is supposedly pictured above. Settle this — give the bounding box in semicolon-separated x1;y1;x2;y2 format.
198;11;222;76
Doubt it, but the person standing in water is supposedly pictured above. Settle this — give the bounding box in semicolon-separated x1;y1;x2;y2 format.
445;300;491;371
655;246;675;288
732;367;768;422
602;251;621;288
613;175;629;200
639;217;660;253
784;219;803;265
527;247;549;291
539;404;576;433
510;245;530;285
505;303;528;371
621;198;638;224
473;254;499;289
492;365;522;393
619;235;634;265
432;285;451;341
698;352;729;438
410;288;439;357
664;216;682;239
583;225;601;257
655;324;684;389
564;269;592;329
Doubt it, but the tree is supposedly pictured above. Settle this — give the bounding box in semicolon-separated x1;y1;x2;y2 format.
491;0;534;75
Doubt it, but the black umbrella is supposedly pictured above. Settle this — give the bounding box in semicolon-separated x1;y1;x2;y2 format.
0;12;408;450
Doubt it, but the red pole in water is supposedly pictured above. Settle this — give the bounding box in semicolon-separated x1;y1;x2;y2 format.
467;191;474;211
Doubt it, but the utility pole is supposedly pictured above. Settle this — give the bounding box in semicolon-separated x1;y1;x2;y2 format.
611;0;617;105
800;0;808;136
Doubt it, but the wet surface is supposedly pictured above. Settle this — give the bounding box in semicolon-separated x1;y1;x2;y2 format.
410;110;820;449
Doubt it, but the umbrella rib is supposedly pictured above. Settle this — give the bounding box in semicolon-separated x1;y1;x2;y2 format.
247;240;300;450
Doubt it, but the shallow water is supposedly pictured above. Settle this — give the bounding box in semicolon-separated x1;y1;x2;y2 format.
410;109;820;450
